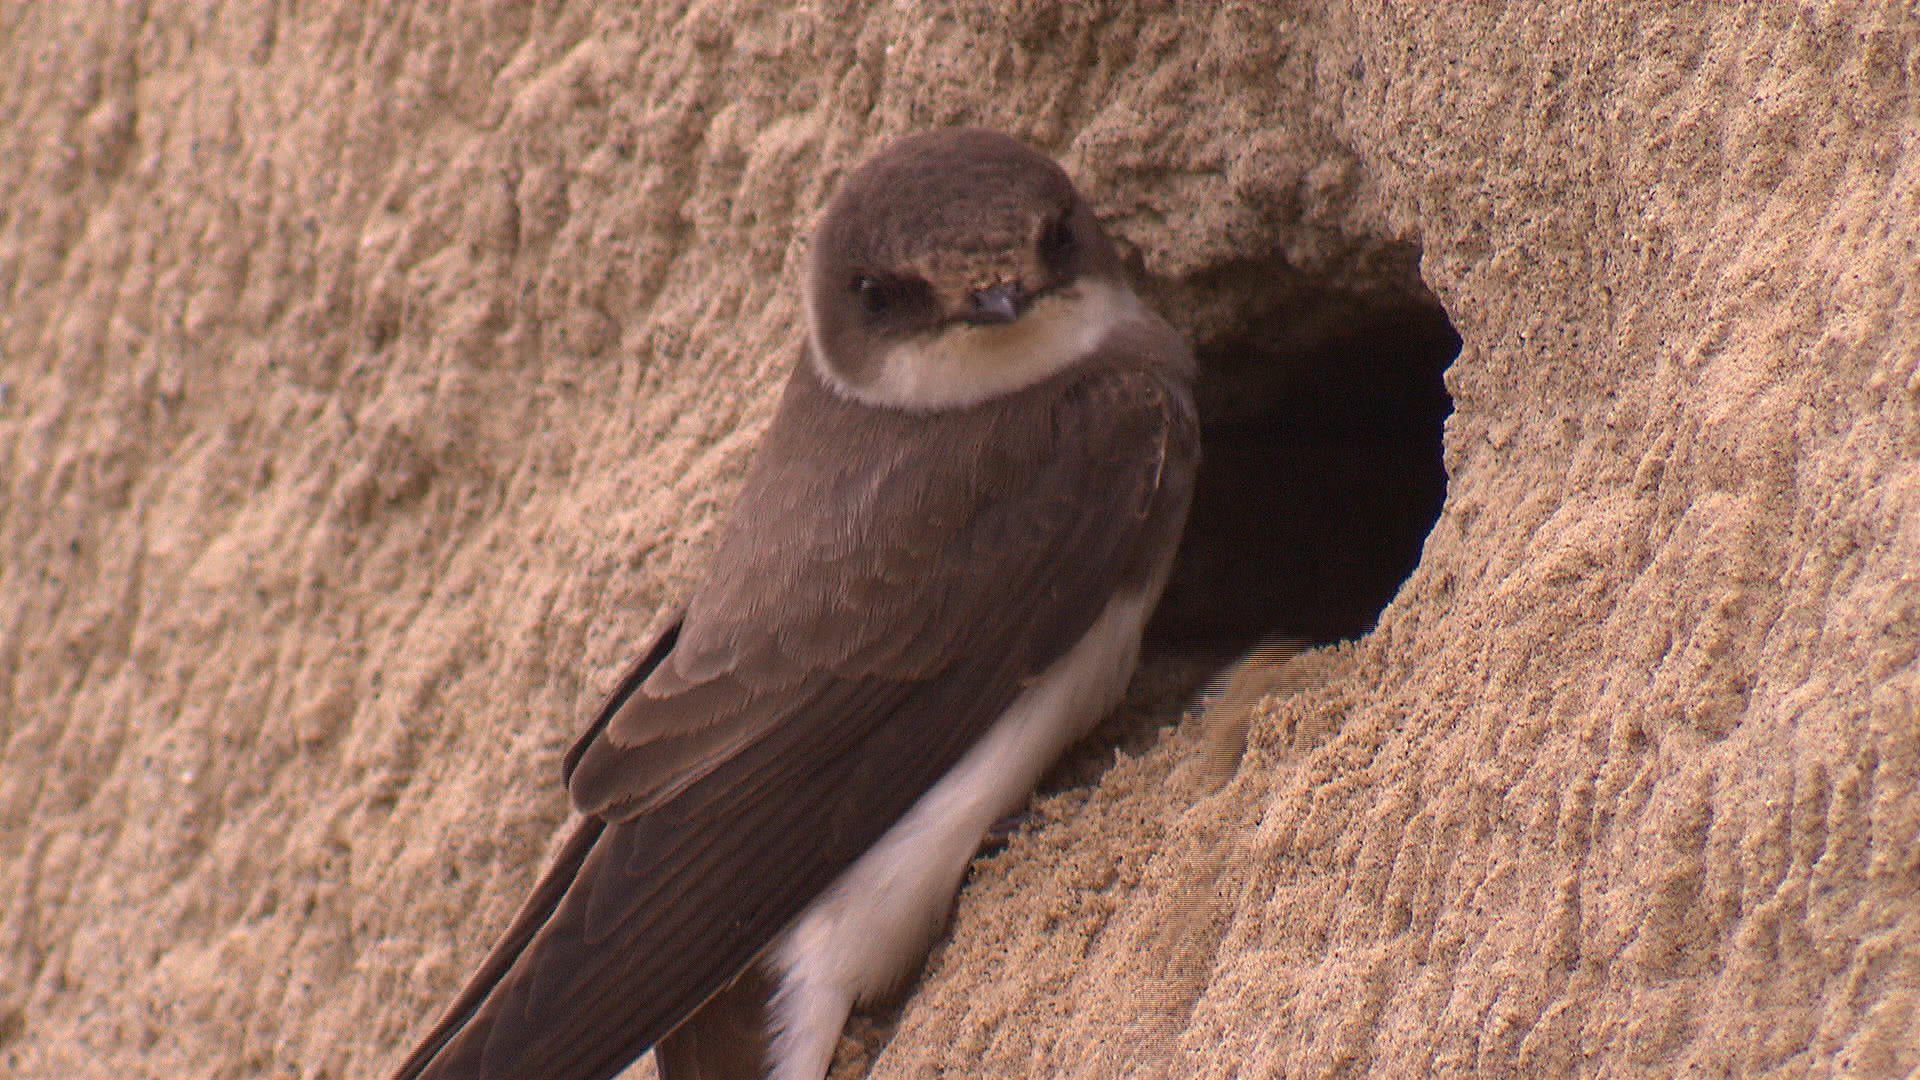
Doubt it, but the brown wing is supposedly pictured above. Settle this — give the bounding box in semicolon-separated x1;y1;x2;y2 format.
394;336;1197;1080
389;617;682;1080
651;960;778;1080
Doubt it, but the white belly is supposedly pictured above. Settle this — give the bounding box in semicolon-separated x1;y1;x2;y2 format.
764;588;1159;1080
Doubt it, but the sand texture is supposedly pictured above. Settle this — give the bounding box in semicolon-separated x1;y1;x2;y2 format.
3;3;1917;1078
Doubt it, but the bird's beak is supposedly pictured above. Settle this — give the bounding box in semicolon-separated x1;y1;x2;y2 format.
967;281;1028;325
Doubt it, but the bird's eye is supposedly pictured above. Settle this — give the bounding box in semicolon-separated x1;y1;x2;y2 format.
852;274;890;318
848;273;936;328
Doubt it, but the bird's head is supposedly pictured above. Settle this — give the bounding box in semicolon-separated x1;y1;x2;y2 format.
805;128;1139;409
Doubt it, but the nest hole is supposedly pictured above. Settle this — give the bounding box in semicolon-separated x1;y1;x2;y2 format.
1144;262;1460;659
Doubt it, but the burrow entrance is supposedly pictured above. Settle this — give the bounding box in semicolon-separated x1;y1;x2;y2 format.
1040;248;1460;789
1144;253;1460;659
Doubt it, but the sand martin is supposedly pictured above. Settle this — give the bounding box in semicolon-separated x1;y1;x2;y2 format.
390;127;1199;1080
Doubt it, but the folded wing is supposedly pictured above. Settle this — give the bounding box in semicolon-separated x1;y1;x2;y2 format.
393;349;1196;1080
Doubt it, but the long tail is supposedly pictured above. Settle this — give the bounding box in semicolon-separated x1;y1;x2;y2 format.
392;615;684;1078
389;816;607;1080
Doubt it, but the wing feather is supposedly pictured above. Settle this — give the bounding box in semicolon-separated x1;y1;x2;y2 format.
398;329;1196;1080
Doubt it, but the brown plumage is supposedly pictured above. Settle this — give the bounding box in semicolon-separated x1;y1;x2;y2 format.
389;128;1197;1080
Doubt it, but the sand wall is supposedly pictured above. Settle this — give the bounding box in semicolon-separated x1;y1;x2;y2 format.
2;3;1915;1077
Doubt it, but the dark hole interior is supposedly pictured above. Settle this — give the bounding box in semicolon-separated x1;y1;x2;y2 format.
1037;258;1460;789
1143;272;1461;660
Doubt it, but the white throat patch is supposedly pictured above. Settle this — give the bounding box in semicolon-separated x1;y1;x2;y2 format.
812;279;1144;410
